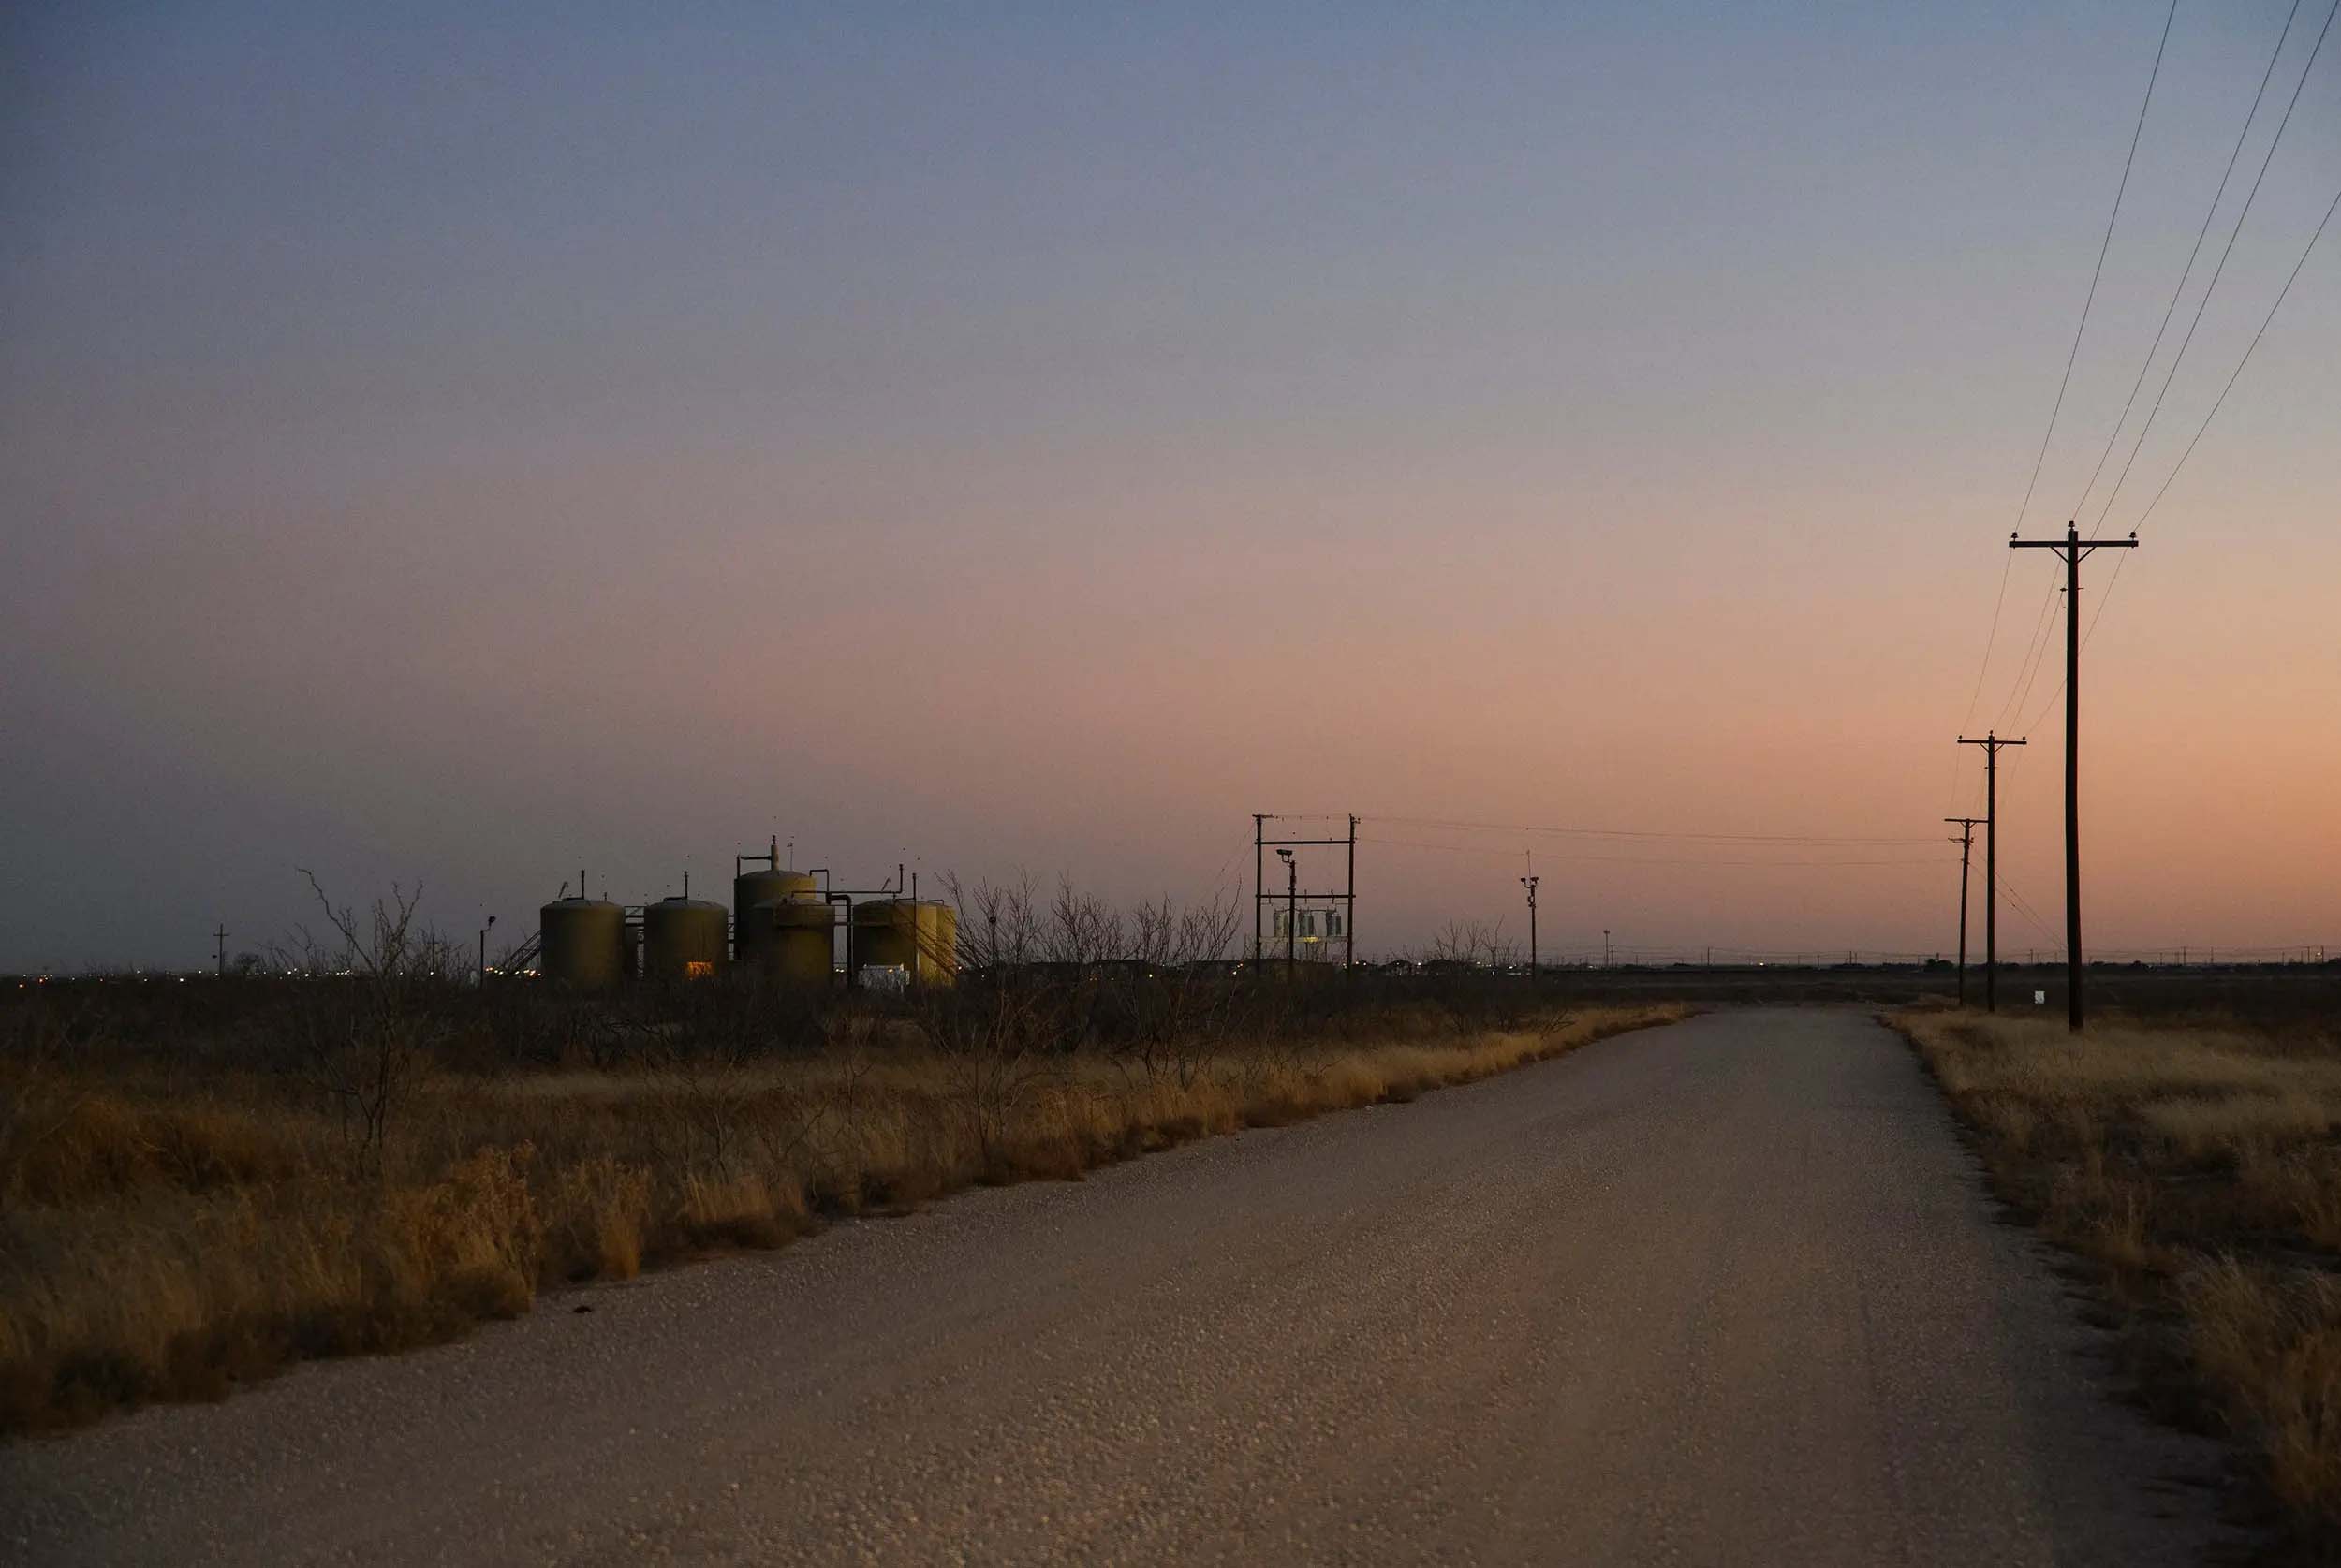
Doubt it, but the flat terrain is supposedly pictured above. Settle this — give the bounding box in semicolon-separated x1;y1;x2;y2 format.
0;1009;2228;1565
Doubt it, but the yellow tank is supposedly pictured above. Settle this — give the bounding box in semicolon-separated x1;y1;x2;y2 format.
852;900;959;986
643;896;728;983
733;869;817;964
749;898;834;986
540;897;625;991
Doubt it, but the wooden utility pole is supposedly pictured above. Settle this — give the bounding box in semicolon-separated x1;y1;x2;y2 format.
2010;523;2138;1032
1347;814;1358;972
1520;873;1539;976
214;923;227;978
1277;849;1298;978
1957;732;2025;1011
1252;814;1264;967
1944;817;1982;1006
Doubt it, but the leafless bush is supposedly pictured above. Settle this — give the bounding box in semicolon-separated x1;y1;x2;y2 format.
1045;879;1125;965
942;871;1044;969
1424;918;1518;970
1123;889;1244;1086
273;872;462;1165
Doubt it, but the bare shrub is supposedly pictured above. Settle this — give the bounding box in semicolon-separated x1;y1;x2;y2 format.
277;873;462;1164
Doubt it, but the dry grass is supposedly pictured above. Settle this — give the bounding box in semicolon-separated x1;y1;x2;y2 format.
1892;1009;2341;1554
0;1004;1685;1433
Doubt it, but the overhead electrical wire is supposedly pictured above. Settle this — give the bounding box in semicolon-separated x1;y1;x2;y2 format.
2132;167;2341;530
1994;566;2065;731
2019;163;2341;739
2015;2;2341;733
2070;0;2306;522
2008;0;2180;541
1993;870;2065;949
1363;815;1942;847
1951;551;2017;777
2092;0;2340;533
1359;837;1951;870
1955;0;2175;789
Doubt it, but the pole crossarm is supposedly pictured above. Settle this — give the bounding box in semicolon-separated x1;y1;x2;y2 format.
2010;528;2140;561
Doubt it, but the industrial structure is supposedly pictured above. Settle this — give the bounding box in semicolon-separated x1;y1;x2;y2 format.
529;842;957;992
1252;813;1358;972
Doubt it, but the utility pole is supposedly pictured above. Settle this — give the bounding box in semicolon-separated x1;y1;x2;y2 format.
1602;928;1612;968
1347;814;1358;973
1520;873;1539;976
214;923;227;978
1957;732;2025;1011
479;914;496;988
1252;815;1265;968
2010;523;2138;1032
1276;849;1297;979
1944;818;1981;1006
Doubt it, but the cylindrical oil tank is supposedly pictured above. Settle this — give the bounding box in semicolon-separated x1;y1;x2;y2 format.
751;898;835;986
851;899;959;986
642;896;728;984
733;869;818;963
540;897;625;991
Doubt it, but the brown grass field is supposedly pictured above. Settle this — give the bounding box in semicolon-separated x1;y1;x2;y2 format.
1892;1006;2341;1557
0;983;1685;1434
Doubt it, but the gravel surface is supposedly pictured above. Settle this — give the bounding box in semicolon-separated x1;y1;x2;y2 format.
0;1008;2231;1565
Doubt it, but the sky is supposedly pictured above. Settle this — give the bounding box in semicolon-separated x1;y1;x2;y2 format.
4;0;2337;970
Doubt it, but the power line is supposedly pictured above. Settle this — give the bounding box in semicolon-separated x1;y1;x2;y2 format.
2094;0;2340;532
1359;837;1950;869
1994;564;2065;731
2020;7;2341;727
2072;0;2305;521
2007;0;2181;540
2020;556;2131;736
1364;815;1940;846
1951;551;2017;797
2054;176;2341;693
2132;169;2341;529
1993;868;2063;950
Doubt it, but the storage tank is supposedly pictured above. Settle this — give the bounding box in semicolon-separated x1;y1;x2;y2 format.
540;896;625;991
643;896;728;984
733;868;817;963
749;898;835;986
851;900;959;986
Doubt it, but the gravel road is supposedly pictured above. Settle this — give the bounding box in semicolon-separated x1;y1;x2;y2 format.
0;1008;2229;1565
